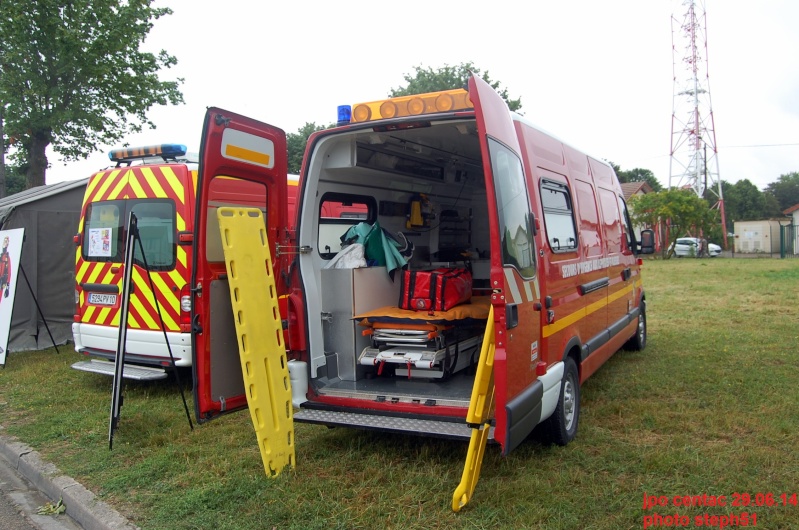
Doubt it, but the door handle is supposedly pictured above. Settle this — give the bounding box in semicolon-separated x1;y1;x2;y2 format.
506;303;518;329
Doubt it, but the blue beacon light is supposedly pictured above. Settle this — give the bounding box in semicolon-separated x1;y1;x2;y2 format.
337;105;352;127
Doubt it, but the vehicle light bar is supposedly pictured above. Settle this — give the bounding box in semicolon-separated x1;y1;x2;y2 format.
108;143;187;162
349;89;473;124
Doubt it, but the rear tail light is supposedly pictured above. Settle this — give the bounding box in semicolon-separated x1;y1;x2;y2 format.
73;288;81;322
180;285;191;332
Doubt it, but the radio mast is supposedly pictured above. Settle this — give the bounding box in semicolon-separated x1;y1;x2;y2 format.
669;0;727;246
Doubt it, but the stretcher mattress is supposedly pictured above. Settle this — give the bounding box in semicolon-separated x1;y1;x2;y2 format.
354;296;491;327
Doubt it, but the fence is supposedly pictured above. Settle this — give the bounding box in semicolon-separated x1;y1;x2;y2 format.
780;222;798;258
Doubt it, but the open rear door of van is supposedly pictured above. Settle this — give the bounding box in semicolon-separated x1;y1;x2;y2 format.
192;107;288;422
469;75;541;454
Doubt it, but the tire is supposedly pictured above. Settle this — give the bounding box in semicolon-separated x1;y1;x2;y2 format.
543;356;580;446
625;300;647;351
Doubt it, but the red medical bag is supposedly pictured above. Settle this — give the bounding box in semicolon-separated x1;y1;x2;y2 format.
399;268;472;312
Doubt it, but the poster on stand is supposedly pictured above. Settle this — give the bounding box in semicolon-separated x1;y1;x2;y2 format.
0;227;25;366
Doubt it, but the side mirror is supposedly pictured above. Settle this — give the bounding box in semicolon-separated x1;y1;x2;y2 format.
639;229;655;255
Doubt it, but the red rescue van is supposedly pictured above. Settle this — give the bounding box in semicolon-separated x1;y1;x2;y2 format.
191;72;654;459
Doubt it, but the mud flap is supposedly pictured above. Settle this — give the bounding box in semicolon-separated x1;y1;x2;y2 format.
217;207;295;476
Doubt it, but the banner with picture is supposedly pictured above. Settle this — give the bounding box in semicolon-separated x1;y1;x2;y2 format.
0;228;25;366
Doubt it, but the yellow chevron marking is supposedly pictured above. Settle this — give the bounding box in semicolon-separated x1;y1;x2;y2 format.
98;306;113;324
84;266;107;286
177;247;187;269
84;173;101;202
100;268;118;285
108;170;130;199
129;171;150;198
168;267;185;287
76;261;91;282
137;167;166;199
129;298;157;329
83;305;96;322
160;166;186;206
89;169;122;201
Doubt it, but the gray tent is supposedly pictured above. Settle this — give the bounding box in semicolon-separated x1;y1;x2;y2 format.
0;178;88;351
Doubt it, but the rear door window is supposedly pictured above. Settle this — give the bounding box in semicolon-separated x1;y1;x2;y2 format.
83;199;176;270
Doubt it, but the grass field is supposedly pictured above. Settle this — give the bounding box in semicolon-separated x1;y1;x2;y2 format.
1;258;798;529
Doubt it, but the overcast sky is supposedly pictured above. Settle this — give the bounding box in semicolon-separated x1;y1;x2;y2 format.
48;0;799;191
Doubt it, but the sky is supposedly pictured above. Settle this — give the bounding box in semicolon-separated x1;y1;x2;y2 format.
46;0;799;192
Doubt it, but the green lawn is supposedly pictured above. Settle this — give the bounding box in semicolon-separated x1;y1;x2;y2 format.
1;258;797;529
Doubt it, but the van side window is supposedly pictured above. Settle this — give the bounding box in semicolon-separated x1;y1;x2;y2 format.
574;180;602;257
541;180;578;252
318;193;375;258
489;139;535;278
617;195;635;253
598;189;622;253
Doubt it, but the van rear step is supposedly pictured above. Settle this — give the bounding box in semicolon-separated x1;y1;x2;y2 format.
71;359;168;381
293;408;495;442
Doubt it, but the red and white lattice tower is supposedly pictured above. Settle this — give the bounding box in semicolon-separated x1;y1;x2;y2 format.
669;0;727;246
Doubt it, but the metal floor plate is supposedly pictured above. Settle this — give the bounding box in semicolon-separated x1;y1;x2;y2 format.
293;408;494;442
71;359;168;381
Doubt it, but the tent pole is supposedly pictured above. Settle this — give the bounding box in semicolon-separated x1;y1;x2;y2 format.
19;265;59;354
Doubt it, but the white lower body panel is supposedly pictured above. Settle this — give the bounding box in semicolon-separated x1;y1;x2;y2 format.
72;322;192;367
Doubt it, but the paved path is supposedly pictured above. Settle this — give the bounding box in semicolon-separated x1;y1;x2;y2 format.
0;433;139;530
0;447;82;530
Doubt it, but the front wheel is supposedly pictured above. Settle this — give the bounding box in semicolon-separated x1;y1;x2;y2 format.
543;356;580;446
625;300;647;351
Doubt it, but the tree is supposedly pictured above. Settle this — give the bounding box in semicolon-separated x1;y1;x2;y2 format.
764;172;799;212
390;62;522;112
614;165;663;192
718;179;774;231
0;105;6;198
287;122;330;175
2;165;27;196
0;0;184;190
629;188;719;258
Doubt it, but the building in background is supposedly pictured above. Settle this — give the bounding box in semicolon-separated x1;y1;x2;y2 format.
732;219;791;255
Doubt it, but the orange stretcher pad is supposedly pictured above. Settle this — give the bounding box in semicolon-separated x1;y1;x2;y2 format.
354;296;491;328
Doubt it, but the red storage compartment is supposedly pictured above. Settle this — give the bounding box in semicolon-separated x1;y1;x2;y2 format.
399;267;472;312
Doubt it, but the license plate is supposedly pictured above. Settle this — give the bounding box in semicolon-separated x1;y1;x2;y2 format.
88;293;117;306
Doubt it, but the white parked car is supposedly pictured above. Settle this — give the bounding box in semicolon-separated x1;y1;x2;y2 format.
669;237;721;257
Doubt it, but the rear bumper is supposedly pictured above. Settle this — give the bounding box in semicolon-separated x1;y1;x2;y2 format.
72;322;192;367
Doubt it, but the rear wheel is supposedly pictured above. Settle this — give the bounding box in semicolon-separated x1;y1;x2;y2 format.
625;300;647;351
544;356;580;446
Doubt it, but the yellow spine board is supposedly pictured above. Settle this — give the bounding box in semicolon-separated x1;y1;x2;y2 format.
217;207;295;476
452;305;495;512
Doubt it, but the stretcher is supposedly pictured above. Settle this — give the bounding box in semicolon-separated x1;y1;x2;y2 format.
354;297;491;379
